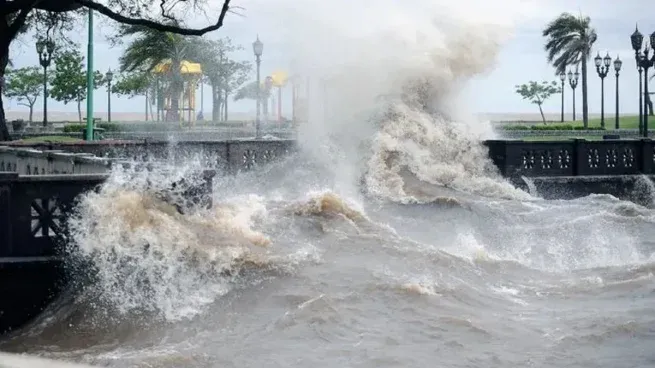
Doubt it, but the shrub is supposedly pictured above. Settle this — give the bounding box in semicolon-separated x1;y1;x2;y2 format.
63;123;121;133
11;119;26;132
499;124;605;131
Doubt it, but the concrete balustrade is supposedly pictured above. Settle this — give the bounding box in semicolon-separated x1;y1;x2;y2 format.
0;146;118;175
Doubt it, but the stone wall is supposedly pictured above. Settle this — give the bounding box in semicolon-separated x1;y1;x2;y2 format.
0;139;297;175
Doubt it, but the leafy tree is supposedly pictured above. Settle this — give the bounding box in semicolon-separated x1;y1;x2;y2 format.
194;38;251;121
4;66;44;123
0;0;234;140
111;71;150;97
515;81;561;123
235;79;274;119
111;70;152;119
118;25;201;121
543;13;597;128
222;59;252;121
49;49;104;122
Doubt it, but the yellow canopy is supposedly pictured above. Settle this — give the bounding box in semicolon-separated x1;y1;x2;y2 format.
153;59;202;75
269;71;288;87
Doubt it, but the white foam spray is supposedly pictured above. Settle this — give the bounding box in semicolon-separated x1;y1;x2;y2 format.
65;160;312;321
243;0;538;202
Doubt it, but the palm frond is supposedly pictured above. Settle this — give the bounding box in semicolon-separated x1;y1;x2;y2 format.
119;28;198;73
543;12;596;71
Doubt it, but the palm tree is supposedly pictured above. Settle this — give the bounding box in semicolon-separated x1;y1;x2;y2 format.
119;25;200;122
543;13;597;128
234;80;273;119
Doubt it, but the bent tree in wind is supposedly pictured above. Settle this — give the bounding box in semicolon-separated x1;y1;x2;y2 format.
515;80;561;123
543;12;597;129
0;0;233;141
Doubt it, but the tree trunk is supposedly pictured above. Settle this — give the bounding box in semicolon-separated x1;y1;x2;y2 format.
77;99;82;122
211;84;220;122
0;34;11;141
29;105;33;123
224;89;229;122
538;104;545;123
218;94;223;122
168;60;182;122
581;55;589;129
149;97;154;121
648;93;654;116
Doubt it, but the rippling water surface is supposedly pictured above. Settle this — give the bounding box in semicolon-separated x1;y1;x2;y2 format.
2;143;654;368
3;0;655;366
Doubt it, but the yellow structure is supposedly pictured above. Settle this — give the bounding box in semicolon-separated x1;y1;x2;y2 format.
270;71;288;87
268;70;308;126
152;59;202;124
267;70;292;124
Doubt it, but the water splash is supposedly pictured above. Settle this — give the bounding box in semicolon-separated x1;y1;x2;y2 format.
244;0;536;202
65;162;298;321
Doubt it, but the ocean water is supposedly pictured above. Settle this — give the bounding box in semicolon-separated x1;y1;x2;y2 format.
2;0;655;366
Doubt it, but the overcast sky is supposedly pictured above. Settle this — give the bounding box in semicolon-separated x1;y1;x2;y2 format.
3;0;653;118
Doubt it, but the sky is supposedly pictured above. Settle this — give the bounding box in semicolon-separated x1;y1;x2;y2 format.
3;0;654;119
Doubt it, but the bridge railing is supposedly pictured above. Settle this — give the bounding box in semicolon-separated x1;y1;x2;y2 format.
1;139;297;175
0;147;114;175
484;138;655;178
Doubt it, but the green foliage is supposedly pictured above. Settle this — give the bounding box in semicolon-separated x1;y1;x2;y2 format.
224;59;252;93
16;135;84;144
49;49;104;105
4;67;43;111
62;123;121;133
543;13;597;73
501;124;605;131
515;81;561;106
234;80;269;101
118;25;195;73
111;71;151;98
195;38;252;92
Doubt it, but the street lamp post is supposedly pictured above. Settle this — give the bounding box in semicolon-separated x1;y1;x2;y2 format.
36;38;55;127
613;56;622;129
631;26;655;138
106;69;113;123
638;64;644;134
595;52;612;129
252;36;263;139
559;71;565;122
568;68;580;121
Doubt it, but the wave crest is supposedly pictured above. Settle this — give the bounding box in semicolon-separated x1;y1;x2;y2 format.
66;171;277;321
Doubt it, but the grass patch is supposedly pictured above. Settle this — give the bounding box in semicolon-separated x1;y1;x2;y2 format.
14;135;84;144
562;115;640;130
521;136;607;141
500;115;641;130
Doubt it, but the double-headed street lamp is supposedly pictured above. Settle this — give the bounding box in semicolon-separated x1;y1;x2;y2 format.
106;69;114;123
559;71;565;122
594;52;612;129
36;38;55;127
567;67;580;121
613;56;622;129
252;36;263;139
631;26;655;138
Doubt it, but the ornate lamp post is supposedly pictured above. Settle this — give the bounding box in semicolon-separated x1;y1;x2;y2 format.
568;67;580;121
595;52;612;129
36;37;55;127
631;26;655;138
613;56;622;129
559;71;565;122
252;36;263;139
106;68;113;123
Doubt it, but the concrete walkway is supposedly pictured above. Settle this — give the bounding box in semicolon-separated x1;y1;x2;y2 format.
0;352;95;368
